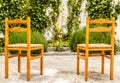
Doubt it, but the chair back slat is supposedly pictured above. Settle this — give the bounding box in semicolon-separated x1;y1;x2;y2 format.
89;27;112;32
89;18;112;24
8;19;27;24
8;27;27;32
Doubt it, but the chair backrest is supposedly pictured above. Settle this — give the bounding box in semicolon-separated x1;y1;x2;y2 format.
5;17;31;47
86;17;115;48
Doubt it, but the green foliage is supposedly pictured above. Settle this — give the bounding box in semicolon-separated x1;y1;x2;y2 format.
69;28;85;51
48;40;69;47
9;31;48;53
0;38;4;53
0;0;30;32
86;0;114;19
0;0;9;33
115;40;120;54
29;0;50;32
67;0;83;38
114;1;120;18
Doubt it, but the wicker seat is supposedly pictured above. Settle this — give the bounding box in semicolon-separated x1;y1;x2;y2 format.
76;17;115;81
5;17;44;81
8;44;43;48
77;44;111;49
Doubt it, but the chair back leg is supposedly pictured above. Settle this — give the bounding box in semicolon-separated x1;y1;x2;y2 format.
85;50;88;81
40;47;44;75
26;50;31;81
110;50;114;80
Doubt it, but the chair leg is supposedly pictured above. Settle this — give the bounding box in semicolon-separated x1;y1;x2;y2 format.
40;58;43;75
18;50;21;73
85;50;88;81
110;50;114;80
26;50;31;81
40;47;44;75
5;49;8;78
76;47;80;75
77;57;79;75
101;51;104;74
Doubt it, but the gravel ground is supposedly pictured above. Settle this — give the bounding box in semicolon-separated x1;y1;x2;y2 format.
0;53;120;83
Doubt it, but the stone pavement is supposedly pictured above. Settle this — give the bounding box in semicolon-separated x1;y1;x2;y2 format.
0;53;120;83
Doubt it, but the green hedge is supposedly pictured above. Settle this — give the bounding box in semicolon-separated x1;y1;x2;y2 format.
69;27;119;53
69;28;85;51
9;31;48;54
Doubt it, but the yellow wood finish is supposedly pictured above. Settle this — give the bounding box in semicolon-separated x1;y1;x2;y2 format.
101;51;104;74
8;27;27;32
18;50;21;73
8;19;27;24
76;17;115;81
89;27;111;32
89;18;112;24
5;17;44;81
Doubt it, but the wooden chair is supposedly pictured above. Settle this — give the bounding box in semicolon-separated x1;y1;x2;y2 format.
5;17;44;81
76;17;115;81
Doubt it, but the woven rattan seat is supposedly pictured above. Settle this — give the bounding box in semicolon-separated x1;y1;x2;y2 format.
8;44;43;48
77;44;111;48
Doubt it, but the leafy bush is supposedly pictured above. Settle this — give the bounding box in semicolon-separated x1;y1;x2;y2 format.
69;27;119;53
9;31;48;54
48;40;69;47
69;28;85;51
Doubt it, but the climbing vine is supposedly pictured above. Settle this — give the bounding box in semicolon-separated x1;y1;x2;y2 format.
67;0;83;38
49;0;61;50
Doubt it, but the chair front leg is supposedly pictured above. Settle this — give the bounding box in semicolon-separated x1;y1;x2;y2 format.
5;49;9;78
18;50;21;73
77;47;80;75
85;50;88;81
40;47;44;75
26;50;31;81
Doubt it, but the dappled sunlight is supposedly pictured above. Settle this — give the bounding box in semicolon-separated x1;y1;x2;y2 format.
44;68;59;76
54;78;69;83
